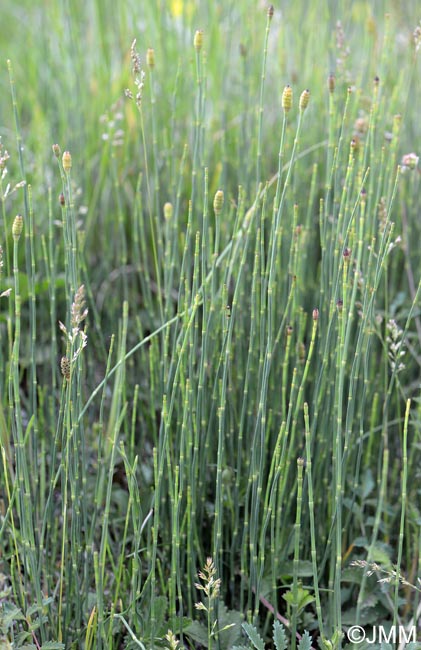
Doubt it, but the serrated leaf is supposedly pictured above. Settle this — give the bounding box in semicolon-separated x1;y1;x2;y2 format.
298;593;315;612
342;566;364;585
26;602;43;617
1;602;25;626
231;646;251;650
342;603;387;626
359;593;379;610
217;602;242;650
185;604;242;650
369;544;393;568
273;620;287;650
283;586;315;614
173;616;193;634
40;643;65;649
298;630;312;650
14;631;33;646
184;620;209;647
242;622;265;650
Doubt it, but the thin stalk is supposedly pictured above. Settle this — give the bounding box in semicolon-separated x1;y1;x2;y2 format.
393;399;410;626
291;458;304;650
255;7;273;193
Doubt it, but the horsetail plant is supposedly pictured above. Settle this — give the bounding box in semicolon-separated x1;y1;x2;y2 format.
1;5;420;648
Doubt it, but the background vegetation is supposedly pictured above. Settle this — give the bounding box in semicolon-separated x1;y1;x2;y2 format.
1;1;421;648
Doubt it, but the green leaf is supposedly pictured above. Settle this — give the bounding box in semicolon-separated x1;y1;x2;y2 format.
184;621;209;648
369;544;393;568
0;602;25;627
277;561;313;577
2;273;65;306
342;498;362;516
39;643;65;649
273;620;287;650
342;603;388;626
217;603;243;650
185;605;241;649
283;586;315;614
242;623;265;650
362;469;375;498
14;631;33;646
351;537;369;547
173;616;193;634
143;596;168;637
341;567;363;586
298;630;312;650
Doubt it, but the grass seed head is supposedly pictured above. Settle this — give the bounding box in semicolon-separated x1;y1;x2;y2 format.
354;114;369;136
130;39;142;75
401;152;419;171
267;5;274;19
52;143;61;158
350;136;359;154
165;630;180;650
0;146;10;171
328;74;335;93
71;285;88;328
414;23;421;52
